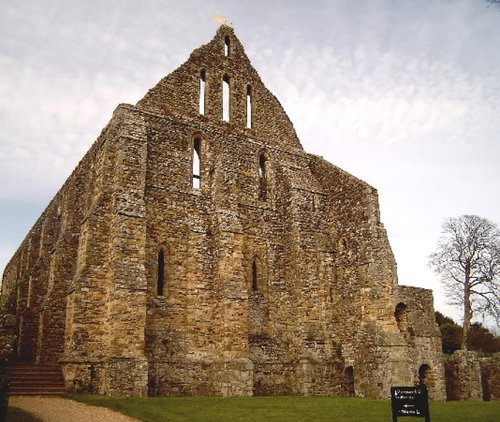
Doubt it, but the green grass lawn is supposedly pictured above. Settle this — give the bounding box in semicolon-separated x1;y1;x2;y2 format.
72;395;500;422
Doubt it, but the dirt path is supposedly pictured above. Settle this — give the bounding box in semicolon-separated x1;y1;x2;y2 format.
9;396;140;422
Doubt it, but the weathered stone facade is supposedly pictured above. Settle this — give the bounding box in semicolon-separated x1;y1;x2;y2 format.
441;351;500;401
0;26;445;399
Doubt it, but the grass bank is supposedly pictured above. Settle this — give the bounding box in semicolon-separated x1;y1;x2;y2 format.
73;395;500;422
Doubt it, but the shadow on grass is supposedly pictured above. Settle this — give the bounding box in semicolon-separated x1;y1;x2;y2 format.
6;406;44;422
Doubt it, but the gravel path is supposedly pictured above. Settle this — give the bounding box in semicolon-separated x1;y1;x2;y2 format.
9;396;141;422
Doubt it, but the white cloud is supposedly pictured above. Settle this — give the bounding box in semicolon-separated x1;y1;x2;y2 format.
246;7;500;325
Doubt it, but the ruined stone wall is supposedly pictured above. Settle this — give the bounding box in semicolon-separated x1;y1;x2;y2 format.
139;101;444;399
0;314;16;360
396;286;445;400
137;26;302;152
136;26;355;397
0;117;111;366
307;156;404;398
60;105;149;397
0;314;16;418
0;105;150;396
445;351;482;400
443;352;500;401
480;354;500;400
1;25;448;399
141;109;316;396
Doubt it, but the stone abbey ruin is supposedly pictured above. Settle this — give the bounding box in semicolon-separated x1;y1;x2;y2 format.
1;26;448;399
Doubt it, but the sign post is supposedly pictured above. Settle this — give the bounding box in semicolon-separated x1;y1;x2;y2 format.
390;386;431;422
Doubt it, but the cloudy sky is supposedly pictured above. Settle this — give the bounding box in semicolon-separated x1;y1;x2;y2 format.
1;0;499;325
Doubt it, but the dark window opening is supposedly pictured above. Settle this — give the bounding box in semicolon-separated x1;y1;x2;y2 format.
259;153;267;200
157;250;165;296
482;369;491;401
223;74;230;122
246;85;252;128
252;260;258;291
199;70;206;115
192;138;201;189
344;366;355;397
224;35;230;56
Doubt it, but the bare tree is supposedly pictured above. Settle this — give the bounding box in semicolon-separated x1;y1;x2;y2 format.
429;215;500;350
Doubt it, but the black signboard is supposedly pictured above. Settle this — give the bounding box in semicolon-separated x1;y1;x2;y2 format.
391;386;430;422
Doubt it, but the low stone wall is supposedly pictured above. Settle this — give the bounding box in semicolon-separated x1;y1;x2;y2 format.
445;351;482;400
480;353;500;401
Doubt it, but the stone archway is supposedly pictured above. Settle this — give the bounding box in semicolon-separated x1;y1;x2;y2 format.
394;302;408;332
418;364;434;389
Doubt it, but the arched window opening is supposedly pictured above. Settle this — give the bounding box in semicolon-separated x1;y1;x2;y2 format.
338;238;348;252
418;364;434;388
157;250;165;296
199;70;206;115
246;85;252;128
259;153;267;200
344;366;355;397
224;35;230;56
222;74;230;122
394;302;408;332
252;260;258;291
192;138;201;189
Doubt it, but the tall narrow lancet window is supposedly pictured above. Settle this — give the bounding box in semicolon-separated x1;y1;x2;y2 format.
157;250;165;296
222;74;230;122
246;85;252;128
224;35;230;56
252;260;258;291
192;138;201;189
259;153;267;200
199;70;206;115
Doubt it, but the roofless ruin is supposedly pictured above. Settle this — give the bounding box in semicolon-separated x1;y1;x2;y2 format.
1;26;445;399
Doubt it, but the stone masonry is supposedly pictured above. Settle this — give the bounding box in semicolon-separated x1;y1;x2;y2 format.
445;351;482;401
0;25;445;399
480;353;500;401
